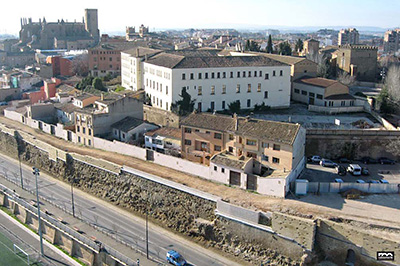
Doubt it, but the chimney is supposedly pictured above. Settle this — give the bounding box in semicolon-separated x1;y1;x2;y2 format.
233;113;238;131
136;48;140;57
101;93;104;101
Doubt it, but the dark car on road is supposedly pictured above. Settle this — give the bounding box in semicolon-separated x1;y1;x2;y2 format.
361;167;369;176
336;165;347;176
360;157;378;164
378;157;396;165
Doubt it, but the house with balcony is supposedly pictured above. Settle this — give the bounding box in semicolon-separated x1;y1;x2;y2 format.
145;127;182;155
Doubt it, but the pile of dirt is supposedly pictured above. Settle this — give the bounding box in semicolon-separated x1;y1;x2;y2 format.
351;119;372;129
341;189;366;199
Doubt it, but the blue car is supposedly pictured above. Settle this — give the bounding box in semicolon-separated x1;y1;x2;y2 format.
167;250;187;266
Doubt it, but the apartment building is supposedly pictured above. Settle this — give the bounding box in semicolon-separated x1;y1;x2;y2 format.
75;93;143;146
335;45;378;82
384;29;400;54
338;28;360;45
181;112;305;173
141;50;291;112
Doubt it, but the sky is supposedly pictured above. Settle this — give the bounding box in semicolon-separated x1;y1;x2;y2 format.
1;0;399;35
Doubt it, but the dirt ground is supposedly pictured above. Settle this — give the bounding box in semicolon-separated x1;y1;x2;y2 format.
1;116;399;231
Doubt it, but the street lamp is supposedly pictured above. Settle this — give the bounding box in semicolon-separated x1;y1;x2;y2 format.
32;167;44;257
70;178;75;217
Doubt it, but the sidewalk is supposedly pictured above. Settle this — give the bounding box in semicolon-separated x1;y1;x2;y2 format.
0;177;160;266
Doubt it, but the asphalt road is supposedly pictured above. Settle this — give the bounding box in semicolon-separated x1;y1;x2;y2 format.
0;153;241;266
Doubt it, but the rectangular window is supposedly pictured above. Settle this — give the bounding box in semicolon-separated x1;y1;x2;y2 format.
317;94;323;99
247;84;251;93
166;86;169;95
236;84;240;93
265;73;269;80
78;136;81;142
246;139;256;146
211;86;215;95
198;86;202;95
237;71;240;78
205;73;208;79
190;73;194;80
198;73;202;79
273;70;276;76
350;100;354;106
259;70;262;76
280;70;283;76
229;134;234;140
230;72;233;78
217;72;220;78
214;145;222;151
89;129;92;135
83;127;86;134
243;71;246;77
257;83;261;92
222;101;225;109
160;100;163;108
247;99;251;107
214;133;222;139
273;144;280;151
182;73;186;80
228;146;233;153
294;89;300;94
211;101;215;110
264;91;268;99
301;90;307;95
223;72;226;78
211;72;215;79
206;131;210;134
77;126;80;132
341;101;345;106
184;139;192;145
222;85;226;94
221;168;225;173
184;127;192;133
262;142;269;148
248;71;251;77
214;166;217;171
88;139;91;146
309;92;315;97
254;71;257;77
166;102;169;110
272;157;280;164
262;154;269;162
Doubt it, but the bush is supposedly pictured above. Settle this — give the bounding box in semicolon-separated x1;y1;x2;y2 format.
115;85;126;92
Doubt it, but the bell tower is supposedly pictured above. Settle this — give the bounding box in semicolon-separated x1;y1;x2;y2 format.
84;9;99;43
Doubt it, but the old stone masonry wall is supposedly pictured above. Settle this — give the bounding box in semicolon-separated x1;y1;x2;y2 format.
0;128;307;266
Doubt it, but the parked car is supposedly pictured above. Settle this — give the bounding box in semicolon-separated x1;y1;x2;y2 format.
320;159;338;167
360;157;378;164
361;167;369;176
167;250;187;266
347;164;362;176
368;180;379;184
335;178;344;183
310;155;322;163
378;157;396;165
0;102;7;106
356;179;366;183
336;165;347;176
379;179;389;184
339;158;352;163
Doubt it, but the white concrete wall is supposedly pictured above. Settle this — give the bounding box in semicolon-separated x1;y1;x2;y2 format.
292;83;325;105
4;108;24;123
257;177;286;197
308;105;365;114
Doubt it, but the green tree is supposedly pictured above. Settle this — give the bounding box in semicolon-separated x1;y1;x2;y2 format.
76;76;93;90
171;88;195;116
278;41;292;56
92;77;106;91
228;100;241;114
295;38;304;53
266;35;273;54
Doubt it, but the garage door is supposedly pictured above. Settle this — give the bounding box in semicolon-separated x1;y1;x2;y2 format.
229;171;241;186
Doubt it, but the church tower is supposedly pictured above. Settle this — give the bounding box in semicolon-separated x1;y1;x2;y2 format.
84;9;99;43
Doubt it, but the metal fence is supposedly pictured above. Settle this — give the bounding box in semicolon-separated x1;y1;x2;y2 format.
307;182;400;194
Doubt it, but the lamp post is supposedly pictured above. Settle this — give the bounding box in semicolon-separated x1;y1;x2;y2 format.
32;167;44;257
70;178;75;217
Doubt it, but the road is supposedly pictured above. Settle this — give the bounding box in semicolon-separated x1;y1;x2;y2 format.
0;153;242;266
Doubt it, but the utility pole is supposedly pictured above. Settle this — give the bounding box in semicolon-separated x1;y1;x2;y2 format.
146;197;149;259
70;178;75;217
32;167;44;256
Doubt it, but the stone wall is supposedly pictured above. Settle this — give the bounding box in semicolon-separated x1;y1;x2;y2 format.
272;213;316;251
143;104;180;128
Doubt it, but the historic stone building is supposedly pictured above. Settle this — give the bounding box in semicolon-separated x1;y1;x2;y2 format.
19;9;99;50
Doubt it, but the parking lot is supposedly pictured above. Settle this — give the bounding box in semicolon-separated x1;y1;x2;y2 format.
299;160;400;183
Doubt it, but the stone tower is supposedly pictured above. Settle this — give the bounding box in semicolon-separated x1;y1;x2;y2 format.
84;9;99;43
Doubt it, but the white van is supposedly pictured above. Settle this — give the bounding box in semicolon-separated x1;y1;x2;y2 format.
347;164;362;176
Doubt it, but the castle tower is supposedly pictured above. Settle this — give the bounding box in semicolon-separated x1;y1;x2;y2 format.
84;9;99;43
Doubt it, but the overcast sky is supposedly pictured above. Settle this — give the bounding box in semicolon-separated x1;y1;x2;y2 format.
1;0;399;35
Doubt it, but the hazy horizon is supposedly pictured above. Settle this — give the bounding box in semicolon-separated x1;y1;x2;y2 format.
1;0;399;35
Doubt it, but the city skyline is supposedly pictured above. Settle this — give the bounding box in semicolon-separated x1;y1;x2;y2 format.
1;0;399;35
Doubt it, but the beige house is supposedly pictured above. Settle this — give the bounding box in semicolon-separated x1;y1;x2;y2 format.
72;93;100;108
293;77;355;107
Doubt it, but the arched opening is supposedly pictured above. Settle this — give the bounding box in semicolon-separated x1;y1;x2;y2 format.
345;249;356;266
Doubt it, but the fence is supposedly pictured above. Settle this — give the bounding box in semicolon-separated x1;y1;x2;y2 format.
307;182;400;194
308;105;365;114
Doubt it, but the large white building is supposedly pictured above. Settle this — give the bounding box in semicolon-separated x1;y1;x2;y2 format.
122;49;291;112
